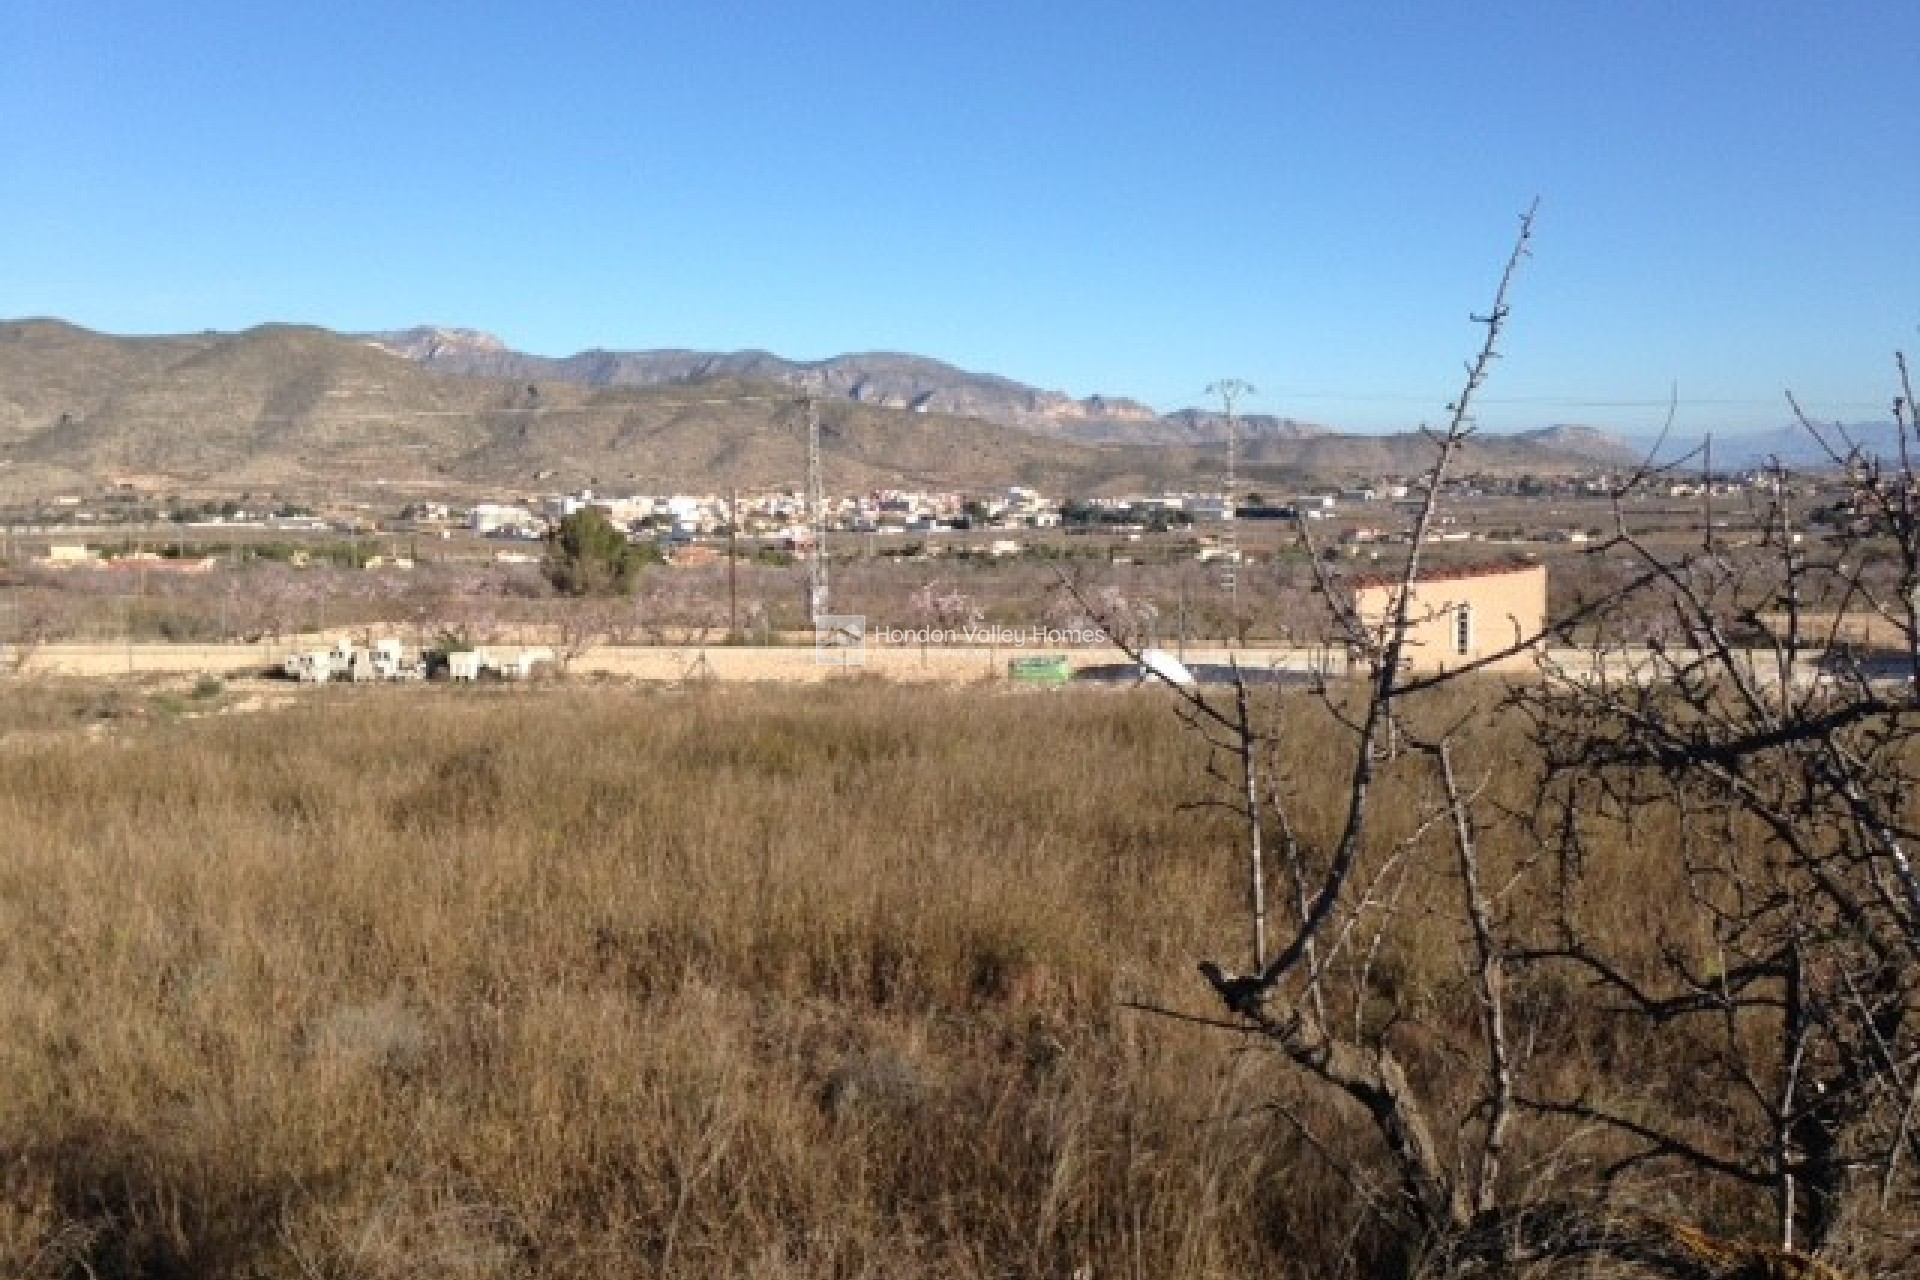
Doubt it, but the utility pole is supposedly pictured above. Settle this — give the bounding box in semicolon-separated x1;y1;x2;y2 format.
728;486;740;640
1703;431;1714;556
1178;574;1189;661
1207;378;1254;619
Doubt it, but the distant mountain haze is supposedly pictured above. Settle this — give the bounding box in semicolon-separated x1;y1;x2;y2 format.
1621;422;1907;471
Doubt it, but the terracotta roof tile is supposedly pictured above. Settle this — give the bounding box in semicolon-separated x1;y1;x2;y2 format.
1347;560;1542;593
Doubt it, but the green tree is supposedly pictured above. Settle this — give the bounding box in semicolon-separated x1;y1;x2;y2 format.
543;506;647;596
1059;499;1096;526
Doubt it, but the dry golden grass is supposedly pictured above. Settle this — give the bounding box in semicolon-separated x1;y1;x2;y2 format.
0;680;1837;1278
0;686;1283;1278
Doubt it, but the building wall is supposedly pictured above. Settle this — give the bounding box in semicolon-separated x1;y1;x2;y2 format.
1352;564;1547;673
1758;611;1912;653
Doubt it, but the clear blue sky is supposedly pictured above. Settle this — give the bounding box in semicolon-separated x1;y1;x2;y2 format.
4;2;1915;433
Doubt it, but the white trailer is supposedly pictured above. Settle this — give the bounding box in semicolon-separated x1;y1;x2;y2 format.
370;638;421;680
497;647;555;680
282;637;423;683
283;650;334;683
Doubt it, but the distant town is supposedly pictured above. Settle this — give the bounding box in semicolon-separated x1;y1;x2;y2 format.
0;460;1860;575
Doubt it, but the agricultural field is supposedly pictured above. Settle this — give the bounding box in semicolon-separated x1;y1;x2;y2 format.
0;500;1789;663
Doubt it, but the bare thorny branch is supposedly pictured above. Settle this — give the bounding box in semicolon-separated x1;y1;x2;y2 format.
1112;204;1919;1277
1500;357;1920;1271
1164;206;1540;1250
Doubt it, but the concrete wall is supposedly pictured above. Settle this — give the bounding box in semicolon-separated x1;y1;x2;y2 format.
7;642;1342;684
2;635;1831;689
566;644;1341;684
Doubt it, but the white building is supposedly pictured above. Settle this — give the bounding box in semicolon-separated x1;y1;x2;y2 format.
470;503;539;535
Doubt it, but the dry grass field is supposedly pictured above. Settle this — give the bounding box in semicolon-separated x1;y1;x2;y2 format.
0;678;1874;1278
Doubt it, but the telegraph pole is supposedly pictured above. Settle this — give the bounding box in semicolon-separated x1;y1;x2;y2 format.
1207;379;1254;617
1703;431;1714;556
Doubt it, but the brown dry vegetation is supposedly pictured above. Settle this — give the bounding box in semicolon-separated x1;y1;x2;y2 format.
0;680;1861;1279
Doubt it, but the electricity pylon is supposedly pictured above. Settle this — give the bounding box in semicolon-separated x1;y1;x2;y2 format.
802;395;830;620
1207;378;1254;612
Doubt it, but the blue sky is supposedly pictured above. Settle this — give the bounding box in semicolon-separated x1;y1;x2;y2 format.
3;2;1915;433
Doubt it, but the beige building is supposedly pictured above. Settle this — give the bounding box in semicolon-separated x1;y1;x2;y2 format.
1351;562;1547;673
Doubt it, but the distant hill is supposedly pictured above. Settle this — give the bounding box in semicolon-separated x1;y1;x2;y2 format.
0;321;1134;498
1508;425;1643;468
0;320;1635;500
1623;422;1902;471
1143;408;1329;447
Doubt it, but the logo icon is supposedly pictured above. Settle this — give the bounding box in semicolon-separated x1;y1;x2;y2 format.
814;614;866;666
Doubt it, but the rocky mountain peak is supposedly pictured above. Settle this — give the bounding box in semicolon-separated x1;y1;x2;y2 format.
368;326;511;362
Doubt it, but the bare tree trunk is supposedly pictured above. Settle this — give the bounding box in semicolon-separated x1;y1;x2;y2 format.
1235;669;1268;970
1437;741;1511;1218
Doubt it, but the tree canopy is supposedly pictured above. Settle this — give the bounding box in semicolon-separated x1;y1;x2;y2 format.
543;506;648;596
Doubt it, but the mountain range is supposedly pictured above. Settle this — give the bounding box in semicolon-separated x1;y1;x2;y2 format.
365;327;1670;463
1622;422;1905;471
366;326;1314;445
0;318;1649;500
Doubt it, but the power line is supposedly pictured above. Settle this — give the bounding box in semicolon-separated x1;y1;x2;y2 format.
1201;390;1890;412
43;395;801;426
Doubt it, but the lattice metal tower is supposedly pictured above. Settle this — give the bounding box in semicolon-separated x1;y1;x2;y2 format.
803;394;830;620
1207;379;1254;610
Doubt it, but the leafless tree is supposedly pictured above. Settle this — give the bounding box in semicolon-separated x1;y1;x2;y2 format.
1073;207;1537;1274
1102;205;1892;1277
0;594;50;675
1501;358;1920;1276
909;579;984;632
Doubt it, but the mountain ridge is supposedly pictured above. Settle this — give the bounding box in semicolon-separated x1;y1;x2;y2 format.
367;326;1171;439
367;328;1668;466
0;319;1643;499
